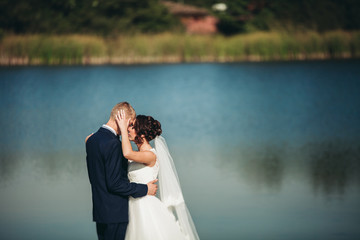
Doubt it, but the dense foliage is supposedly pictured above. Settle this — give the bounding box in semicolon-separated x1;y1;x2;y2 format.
0;0;179;35
0;0;359;35
191;0;360;35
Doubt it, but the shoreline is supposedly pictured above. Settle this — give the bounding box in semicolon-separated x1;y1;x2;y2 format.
1;31;359;66
0;53;357;66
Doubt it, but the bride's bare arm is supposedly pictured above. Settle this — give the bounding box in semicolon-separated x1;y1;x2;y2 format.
116;110;156;166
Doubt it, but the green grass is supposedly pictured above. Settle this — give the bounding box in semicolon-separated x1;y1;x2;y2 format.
1;31;359;65
1;35;106;64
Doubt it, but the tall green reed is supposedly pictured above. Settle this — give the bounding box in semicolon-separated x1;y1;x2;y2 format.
1;35;106;64
1;31;359;64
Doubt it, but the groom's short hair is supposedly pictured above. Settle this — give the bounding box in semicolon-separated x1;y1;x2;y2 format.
110;102;136;120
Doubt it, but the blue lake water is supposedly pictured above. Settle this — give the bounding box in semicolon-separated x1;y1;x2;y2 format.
1;60;360;240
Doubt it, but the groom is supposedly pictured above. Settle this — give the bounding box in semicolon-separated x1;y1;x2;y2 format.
85;102;158;240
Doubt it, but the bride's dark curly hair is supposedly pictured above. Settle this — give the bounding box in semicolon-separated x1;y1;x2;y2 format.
133;115;162;144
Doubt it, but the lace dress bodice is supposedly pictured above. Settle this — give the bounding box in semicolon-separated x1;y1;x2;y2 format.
128;148;159;184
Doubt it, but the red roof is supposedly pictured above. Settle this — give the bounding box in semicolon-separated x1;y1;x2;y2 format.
162;1;209;17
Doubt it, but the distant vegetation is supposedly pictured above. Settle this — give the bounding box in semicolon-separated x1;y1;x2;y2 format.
192;0;360;35
1;0;359;35
0;0;179;35
2;31;359;65
1;0;360;65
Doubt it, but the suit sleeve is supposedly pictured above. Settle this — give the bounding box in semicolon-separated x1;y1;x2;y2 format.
103;139;148;198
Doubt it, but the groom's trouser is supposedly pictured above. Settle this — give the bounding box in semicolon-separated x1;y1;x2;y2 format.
96;222;128;240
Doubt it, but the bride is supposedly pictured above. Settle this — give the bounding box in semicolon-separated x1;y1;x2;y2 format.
115;110;199;240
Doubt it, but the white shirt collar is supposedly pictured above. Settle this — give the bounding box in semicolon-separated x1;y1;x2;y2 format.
102;124;117;136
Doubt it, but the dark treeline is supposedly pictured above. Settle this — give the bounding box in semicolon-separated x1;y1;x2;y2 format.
0;0;179;35
193;0;360;35
0;0;360;36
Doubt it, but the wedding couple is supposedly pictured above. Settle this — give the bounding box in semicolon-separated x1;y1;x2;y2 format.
85;102;199;240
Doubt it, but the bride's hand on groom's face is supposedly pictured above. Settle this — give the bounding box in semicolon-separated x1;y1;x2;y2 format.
115;110;131;133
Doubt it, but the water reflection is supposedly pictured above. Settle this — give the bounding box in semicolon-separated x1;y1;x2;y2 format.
303;141;360;196
1;140;360;198
238;145;285;191
0;151;21;183
219;140;360;197
0;151;85;184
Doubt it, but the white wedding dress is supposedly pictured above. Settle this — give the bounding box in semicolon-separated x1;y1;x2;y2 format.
125;148;188;240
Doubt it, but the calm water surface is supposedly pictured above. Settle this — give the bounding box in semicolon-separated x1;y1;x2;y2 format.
1;60;360;240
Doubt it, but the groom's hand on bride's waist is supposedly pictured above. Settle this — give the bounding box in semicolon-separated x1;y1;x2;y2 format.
147;179;158;195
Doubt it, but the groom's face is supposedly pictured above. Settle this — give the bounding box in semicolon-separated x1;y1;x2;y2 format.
128;119;136;141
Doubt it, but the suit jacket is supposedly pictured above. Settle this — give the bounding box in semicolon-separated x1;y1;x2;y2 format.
86;127;148;223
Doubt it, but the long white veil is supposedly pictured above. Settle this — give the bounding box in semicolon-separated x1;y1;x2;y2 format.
154;136;200;240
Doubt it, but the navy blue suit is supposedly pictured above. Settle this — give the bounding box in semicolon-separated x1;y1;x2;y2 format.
86;127;148;240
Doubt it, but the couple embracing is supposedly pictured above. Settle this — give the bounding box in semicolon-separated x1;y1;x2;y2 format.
85;102;199;240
